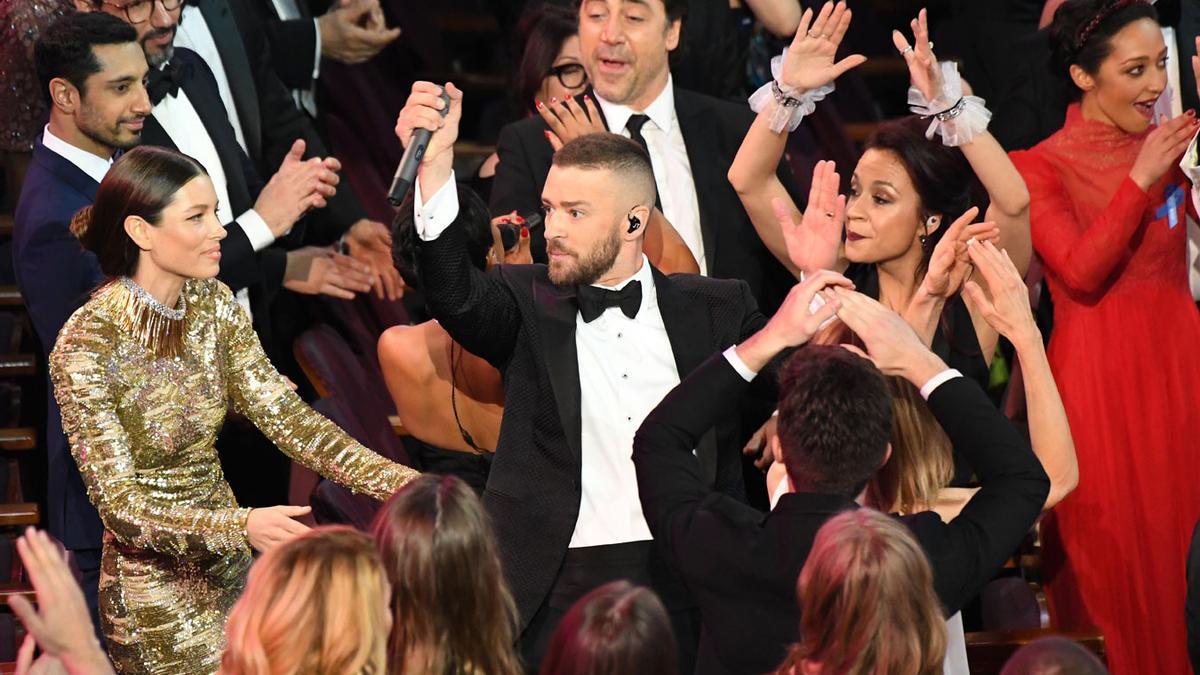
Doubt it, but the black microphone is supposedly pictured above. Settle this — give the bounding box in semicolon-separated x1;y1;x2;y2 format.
387;88;452;206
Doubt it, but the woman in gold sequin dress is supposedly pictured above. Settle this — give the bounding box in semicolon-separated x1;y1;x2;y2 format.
49;146;419;674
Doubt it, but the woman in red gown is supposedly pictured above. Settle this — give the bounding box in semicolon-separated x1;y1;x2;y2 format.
1010;2;1200;672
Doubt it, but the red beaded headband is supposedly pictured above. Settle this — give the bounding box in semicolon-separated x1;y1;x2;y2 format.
1075;0;1149;51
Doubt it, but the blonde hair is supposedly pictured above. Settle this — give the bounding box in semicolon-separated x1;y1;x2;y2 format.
777;509;946;675
221;526;390;675
371;474;521;675
812;323;953;514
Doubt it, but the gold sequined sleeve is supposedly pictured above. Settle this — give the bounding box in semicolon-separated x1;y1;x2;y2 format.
213;283;417;500
49;309;252;558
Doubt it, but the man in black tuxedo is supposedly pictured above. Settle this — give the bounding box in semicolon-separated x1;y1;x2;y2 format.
398;80;800;672
490;0;797;314
633;288;1051;674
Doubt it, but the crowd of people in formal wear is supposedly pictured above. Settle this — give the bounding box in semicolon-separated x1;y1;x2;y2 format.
2;0;1199;672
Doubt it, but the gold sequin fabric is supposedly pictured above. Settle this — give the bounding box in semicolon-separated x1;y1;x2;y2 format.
50;278;417;674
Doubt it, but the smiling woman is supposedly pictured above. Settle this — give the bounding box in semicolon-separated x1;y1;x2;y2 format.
1007;2;1200;673
50;146;418;674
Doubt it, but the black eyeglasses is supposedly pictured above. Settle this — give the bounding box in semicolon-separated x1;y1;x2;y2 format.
548;63;587;89
102;0;182;24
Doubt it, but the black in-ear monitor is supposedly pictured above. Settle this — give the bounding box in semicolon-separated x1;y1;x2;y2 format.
627;214;641;233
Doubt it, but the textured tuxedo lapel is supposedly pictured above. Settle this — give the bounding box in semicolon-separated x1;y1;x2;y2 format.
654;269;720;486
195;0;262;160
533;278;584;462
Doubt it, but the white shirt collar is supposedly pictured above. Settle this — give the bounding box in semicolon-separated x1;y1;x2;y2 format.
41;125;114;184
595;75;676;136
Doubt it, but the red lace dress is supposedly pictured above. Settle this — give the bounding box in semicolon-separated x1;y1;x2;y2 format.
1011;104;1200;674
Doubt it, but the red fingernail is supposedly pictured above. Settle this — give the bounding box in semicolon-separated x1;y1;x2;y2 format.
544;130;553;141
521;226;530;237
551;97;558;104
536;99;544;109
584;94;591;101
514;214;525;224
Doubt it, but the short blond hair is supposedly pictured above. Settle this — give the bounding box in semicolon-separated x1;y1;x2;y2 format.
778;509;946;675
221;526;390;675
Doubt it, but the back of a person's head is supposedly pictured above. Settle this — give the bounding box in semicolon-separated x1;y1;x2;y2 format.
540;581;677;675
865;375;954;514
370;474;520;675
35;10;137;102
776;346;892;498
1000;636;1109;675
391;184;494;290
778;509;946;675
221;526;389;675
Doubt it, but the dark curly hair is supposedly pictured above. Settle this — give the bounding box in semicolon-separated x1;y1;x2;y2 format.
391;184;495;290
1049;0;1159;100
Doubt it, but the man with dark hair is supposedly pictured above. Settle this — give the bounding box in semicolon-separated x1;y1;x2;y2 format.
490;0;798;315
396;81;820;672
14;9;148;633
633;289;1051;674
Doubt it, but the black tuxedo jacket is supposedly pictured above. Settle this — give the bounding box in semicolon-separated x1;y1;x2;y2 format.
193;0;366;244
489;85;799;314
417;205;781;631
140;47;284;341
12;137;106;551
248;0;321;91
633;355;1051;675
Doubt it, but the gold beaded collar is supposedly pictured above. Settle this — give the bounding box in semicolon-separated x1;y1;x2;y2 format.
114;277;187;359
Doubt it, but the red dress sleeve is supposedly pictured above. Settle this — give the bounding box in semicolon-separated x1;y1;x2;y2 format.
1011;149;1150;294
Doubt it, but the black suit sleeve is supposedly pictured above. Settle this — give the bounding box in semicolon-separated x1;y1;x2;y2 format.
1188;519;1200;674
263;17;318;91
216;223;261;291
634;352;764;571
489;122;545;220
913;376;1050;614
416;208;522;370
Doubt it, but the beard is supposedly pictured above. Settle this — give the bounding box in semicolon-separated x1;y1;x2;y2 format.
142;29;175;68
78;107;144;153
547;225;621;286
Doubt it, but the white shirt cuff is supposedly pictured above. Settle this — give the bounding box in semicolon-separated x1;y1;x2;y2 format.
237;209;277;251
919;368;963;400
414;171;459;241
723;345;758;383
311;18;321;78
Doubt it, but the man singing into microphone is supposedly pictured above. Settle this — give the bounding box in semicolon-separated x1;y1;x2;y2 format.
395;81;846;672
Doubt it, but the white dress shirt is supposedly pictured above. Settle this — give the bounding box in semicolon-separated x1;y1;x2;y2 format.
151;71;277;316
413;174;754;547
175;5;249;154
41;125;112;183
268;0;322;117
594;77;707;275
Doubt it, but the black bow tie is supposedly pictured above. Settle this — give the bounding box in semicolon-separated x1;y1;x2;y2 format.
147;59;189;105
577;280;642;323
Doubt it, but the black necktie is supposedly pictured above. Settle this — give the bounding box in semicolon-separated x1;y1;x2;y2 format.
577;280;642;323
147;59;189;105
625;114;664;212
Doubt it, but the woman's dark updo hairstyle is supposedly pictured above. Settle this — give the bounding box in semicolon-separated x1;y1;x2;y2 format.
391;185;495;291
72;145;208;277
863;116;977;280
1049;0;1159;100
512;4;579;115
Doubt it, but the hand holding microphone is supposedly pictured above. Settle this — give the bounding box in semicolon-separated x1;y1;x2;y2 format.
391;81;463;205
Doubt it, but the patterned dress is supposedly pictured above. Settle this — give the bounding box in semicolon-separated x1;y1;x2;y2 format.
50;277;417;674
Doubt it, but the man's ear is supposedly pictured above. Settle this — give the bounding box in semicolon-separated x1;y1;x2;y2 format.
48;77;80;114
625;204;652;240
665;16;682;52
73;0;94;12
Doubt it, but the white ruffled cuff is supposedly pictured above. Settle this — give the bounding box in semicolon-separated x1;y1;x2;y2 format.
907;61;991;147
748;48;835;133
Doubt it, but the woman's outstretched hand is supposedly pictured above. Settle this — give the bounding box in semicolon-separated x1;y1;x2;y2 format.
778;1;866;94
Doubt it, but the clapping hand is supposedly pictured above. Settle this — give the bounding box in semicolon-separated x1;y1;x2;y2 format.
779;1;866;94
779;160;844;275
284;246;374;300
920;206;1000;299
537;95;606;152
10;529;111;675
892;8;941;103
962;239;1039;344
344;219;403;301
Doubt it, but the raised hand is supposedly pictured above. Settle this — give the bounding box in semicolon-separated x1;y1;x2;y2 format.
735;269;854;372
962;239;1039;344
920;206;1000;299
395;81;464;169
892;8;941;103
246;505;312;553
779;1;866;93
537;95;606;151
833;288;947;386
779;160;844;275
255;139;341;237
1129;111;1199;191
